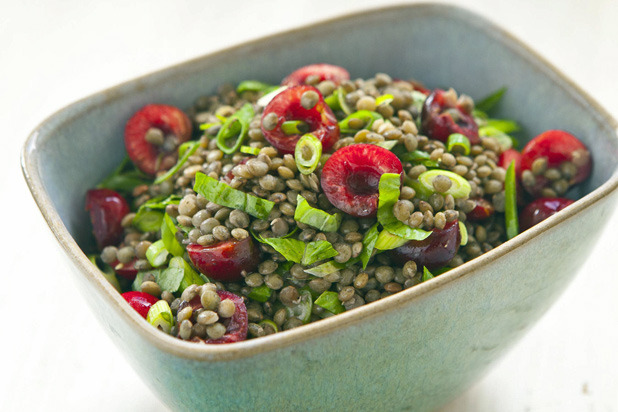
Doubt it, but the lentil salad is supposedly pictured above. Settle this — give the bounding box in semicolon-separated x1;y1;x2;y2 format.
85;63;592;343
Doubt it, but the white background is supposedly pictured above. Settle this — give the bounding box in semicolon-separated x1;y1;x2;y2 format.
2;1;617;411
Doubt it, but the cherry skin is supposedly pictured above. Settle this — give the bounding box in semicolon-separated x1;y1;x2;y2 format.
187;290;248;344
124;104;192;175
321;144;403;217
187;237;261;282
466;198;495;221
281;63;350;87
85;188;130;249
112;258;138;281
261;85;339;154
121;291;159;319
390;220;461;270
421;89;479;145
519;197;574;231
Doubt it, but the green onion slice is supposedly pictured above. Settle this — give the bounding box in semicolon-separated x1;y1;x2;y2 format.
325;87;353;115
259;319;279;333
359;223;379;269
446;133;471;155
302;240;338;266
153;141;200;185
161;213;185;257
132;195;181;233
199;122;221;132
417;170;471;199
399;150;440;168
421;267;435;282
374;230;408;251
248;284;272;303
504;160;519;239
375;94;394;106
240;145;261;155
338;110;383;133
145;239;169;267
377;173;432;241
459;221;468;246
314;291;345;315
236;80;277;94
475;87;506;113
294;194;341;232
146;300;175;334
294;133;322;175
215;103;254;154
166;256;205;293
281;120;308;135
257;86;288;107
287;290;313;323
194;172;274;219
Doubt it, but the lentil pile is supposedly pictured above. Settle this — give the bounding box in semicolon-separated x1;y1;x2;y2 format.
86;63;592;343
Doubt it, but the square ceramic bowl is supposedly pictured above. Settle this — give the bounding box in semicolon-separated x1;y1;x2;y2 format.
21;4;618;412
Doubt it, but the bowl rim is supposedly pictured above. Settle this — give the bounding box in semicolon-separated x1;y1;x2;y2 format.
21;2;618;362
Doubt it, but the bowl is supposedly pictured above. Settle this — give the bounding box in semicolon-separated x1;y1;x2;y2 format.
21;4;618;411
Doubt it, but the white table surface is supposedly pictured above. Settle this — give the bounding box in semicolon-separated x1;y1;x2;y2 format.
2;1;617;410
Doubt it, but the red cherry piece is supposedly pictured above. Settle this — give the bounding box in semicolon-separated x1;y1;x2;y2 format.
498;149;522;177
282;63;350;87
390;220;461;270
187;237;261;282
261;85;339;154
85;188;130;249
112;258;139;281
466;198;495;221
124;104;192;175
121;291;159;319
421;89;479;144
519;197;574;231
321;144;403;217
187;290;248;344
520;130;591;197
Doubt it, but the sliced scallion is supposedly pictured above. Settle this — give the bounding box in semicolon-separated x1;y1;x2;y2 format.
304;260;345;277
375;140;398;150
145;239;169;267
257;86;288;107
338;110;383;133
446;133;471;155
252;232;337;265
216;103;254;154
194;173;274;219
375;94;394;106
294;133;322;175
399;150;440;168
314;291;345;315
458;221;468;246
169;256;205;293
287;290;313;323
97;156;151;193
236;80;277;94
281;120;308;135
294;194;341;232
326;86;353;115
418;169;471;199
146;300;175;334
240;145;261;156
153;141;200;185
504;160;519;239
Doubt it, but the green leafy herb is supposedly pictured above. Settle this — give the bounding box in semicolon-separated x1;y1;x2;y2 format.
302;240;338;266
324;87;352;115
417;170;471;199
375;94;394;106
161;213;185;257
375;140;399;150
399;150;440;168
248;284;272;303
154;141;200;184
281;120;308;135
304;260;345;277
294;195;341;232
145;239;169;267
160;256;205;293
240;145;261;155
314;291;345;315
146;300;175;333
216;103;254;154
446;133;471;155
504;160;519;239
133;209;165;233
194;173;274;219
338;110;383;133
374;229;408;251
97;156;151;193
259;319;279;333
253;233;337;265
475;87;507;113
132;269;161;292
236;80;277;94
294;134;322;175
360;223;379;269
485;118;520;134
422;266;434;282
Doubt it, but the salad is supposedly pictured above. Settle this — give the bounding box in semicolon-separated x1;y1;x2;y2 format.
85;63;592;344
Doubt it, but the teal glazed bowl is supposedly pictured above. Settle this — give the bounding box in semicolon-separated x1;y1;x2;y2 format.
21;4;618;412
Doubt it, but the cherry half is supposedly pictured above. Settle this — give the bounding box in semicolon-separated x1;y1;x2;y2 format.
124;104;192;175
121;291;159;319
281;63;350;87
519;197;574;231
86;188;130;249
421;89;479;145
187;290;248;344
466;198;495;221
321;144;403;217
261;85;339;154
187;237;261;282
390;220;461;270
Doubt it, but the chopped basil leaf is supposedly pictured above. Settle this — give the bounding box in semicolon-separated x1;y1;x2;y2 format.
133;209;164;233
360;223;379;269
154;141;200;184
475;87;507;113
302;240;338;266
132;269;162;292
194;172;274;219
399;150;440;168
216;103;254;154
248;284;272;303
168;256;206;293
338;110;383;133
157;266;184;293
294;195;341;232
422;266;434;282
236;80;277;94
314;291;345;315
253;233;337;265
161;213;185;257
304;260;345;277
97;156;151;193
374;229;408;251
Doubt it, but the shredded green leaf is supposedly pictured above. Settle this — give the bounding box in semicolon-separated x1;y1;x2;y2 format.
236;80;277;94
147;300;175;333
97;156;152;193
399;150;440;168
475;87;507;113
294;195;341;232
161;213;185;257
446;133;471;155
417;170;471;199
248;284;272;303
360;223;379;269
338;110;383;133
216;103;254;154
168;256;205;293
240;145;261;155
154;141;200;184
303;260;345;277
374;229;408;250
314;291;345;315
422;266;435;282
302;240;338;266
194;173;274;219
294;133;322;175
459;221;468;246
505;161;519;239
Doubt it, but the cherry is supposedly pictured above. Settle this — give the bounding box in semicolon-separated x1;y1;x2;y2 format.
519;197;574;231
420;89;479;145
321;144;403;217
261;85;339;154
466;198;495;221
86;188;130;249
121;291;159;319
187;237;261;282
282;63;349;87
520;130;591;197
124;104;192;175
184;290;248;344
498;148;524;205
390;220;461;270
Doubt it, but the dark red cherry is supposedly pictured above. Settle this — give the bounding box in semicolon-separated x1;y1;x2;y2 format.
125;104;192;175
187;290;248;344
187;237;260;282
466;198;495;221
282;63;349;87
321;144;403;217
121;291;159;319
85;188;130;249
421;89;479;145
390;220;461;270
519;197;574;231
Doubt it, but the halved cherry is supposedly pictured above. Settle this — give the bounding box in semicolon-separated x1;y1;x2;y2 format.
124;104;192;175
112;258;138;281
86;188;130;249
187;290;248;344
187;237;261;282
466;198;495;221
390;220;461;270
321;144;403;217
121;291;159;319
420;89;479;144
519;197;574;231
261;85;339;154
520;130;591;197
281;63;350;87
